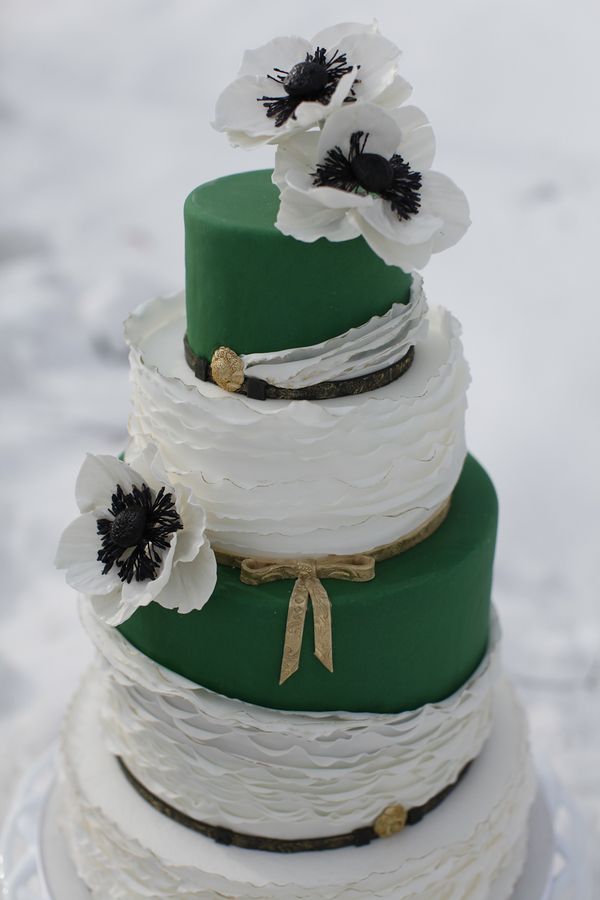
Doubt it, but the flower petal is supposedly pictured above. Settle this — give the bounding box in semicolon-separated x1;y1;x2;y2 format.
119;537;178;611
317;104;402;164
75;454;138;514
359;197;443;246
55;512;121;595
369;74;413;109
126;441;174;496
337;32;401;101
154;542;217;615
307;185;375;210
353;212;435;270
285;169;375;209
276;187;360;243
173;495;209;565
238;36;313;78
311;21;378;47
213;76;283;144
225;128;275;149
420;171;471;252
273;131;319;190
390;105;436;172
123;443;156;484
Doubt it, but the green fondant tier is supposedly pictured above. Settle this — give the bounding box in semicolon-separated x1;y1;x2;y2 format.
118;455;498;714
184;169;412;360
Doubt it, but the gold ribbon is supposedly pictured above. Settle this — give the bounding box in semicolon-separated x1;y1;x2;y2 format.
214;497;452;685
241;556;375;684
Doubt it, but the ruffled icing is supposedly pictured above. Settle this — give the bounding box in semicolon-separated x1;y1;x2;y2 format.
125;294;469;556
59;667;535;899
81;601;500;840
241;274;427;387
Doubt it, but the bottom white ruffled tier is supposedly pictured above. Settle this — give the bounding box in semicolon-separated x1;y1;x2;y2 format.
58;670;535;900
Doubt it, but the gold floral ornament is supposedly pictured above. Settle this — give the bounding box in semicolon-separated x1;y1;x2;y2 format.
373;803;408;838
211;346;245;392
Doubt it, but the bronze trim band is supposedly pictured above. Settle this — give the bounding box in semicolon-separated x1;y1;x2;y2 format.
117;756;472;853
183;334;415;401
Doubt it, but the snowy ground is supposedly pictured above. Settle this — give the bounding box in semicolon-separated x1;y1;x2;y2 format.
1;0;599;889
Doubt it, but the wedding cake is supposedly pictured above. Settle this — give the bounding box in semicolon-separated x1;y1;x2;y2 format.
55;22;536;899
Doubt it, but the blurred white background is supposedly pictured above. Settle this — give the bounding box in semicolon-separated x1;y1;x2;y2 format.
1;0;599;880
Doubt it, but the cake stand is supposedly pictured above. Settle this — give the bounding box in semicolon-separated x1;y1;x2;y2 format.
0;746;594;900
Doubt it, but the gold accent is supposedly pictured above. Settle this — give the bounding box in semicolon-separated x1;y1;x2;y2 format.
211;346;245;392
214;496;452;686
240;555;374;684
366;496;452;562
373;803;408;838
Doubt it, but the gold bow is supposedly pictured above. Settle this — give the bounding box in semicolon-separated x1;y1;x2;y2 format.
240;556;376;684
214;496;451;686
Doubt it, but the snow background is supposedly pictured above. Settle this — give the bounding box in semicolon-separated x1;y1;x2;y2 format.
1;0;599;886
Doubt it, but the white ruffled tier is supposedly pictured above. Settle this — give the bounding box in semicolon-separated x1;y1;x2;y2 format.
59;666;535;900
81;600;500;841
125;293;469;557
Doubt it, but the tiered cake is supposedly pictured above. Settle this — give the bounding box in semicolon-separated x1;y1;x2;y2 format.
56;22;536;899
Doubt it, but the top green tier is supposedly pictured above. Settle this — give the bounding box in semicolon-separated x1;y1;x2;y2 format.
184;170;412;360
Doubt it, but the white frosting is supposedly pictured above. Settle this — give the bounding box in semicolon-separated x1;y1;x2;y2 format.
81;601;500;840
59;669;535;900
125;294;469;556
241;274;428;387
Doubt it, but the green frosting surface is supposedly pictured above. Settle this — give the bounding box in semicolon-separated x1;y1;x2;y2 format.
184;170;412;360
118;455;498;714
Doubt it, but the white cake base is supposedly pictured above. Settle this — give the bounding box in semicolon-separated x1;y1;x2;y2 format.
0;743;594;900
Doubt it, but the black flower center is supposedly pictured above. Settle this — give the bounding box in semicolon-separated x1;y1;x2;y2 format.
111;507;147;548
283;60;329;99
96;482;183;584
350;152;394;195
258;46;358;128
312;130;422;222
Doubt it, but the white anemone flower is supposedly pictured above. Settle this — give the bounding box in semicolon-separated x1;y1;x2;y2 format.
273;103;470;271
55;447;217;627
213;21;412;147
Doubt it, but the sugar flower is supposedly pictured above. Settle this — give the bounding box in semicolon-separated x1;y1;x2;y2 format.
55;446;217;626
273;102;470;270
213;21;411;147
